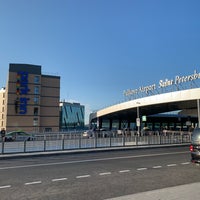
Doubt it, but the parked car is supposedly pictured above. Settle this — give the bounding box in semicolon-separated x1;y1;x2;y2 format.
82;130;93;138
5;131;35;142
190;128;200;163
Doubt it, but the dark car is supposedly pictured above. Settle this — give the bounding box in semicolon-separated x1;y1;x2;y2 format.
190;128;200;163
5;131;35;142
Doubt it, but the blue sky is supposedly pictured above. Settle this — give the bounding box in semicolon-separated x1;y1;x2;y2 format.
0;0;200;123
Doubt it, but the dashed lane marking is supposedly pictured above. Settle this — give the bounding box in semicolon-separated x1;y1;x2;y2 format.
0;161;190;189
181;162;190;165
137;168;147;171
119;170;130;173
0;185;11;189
167;164;177;167
52;178;68;182
76;175;91;179
153;166;162;169
24;181;42;185
99;172;111;176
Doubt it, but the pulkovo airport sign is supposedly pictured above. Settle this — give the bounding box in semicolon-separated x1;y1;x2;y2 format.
124;70;200;97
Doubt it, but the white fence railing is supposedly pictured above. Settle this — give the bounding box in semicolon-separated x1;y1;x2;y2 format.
0;131;191;154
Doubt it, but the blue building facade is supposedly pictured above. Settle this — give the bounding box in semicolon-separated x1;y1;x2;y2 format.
60;102;85;130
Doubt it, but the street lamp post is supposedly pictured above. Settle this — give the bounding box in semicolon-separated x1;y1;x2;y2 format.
136;102;140;136
197;99;200;128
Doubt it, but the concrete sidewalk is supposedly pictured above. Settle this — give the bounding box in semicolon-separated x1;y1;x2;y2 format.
106;182;200;200
0;143;189;159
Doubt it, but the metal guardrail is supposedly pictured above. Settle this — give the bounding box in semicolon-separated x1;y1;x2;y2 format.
0;131;191;154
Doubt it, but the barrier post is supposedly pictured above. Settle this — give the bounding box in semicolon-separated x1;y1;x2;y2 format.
62;134;65;150
79;134;81;149
95;132;97;148
44;135;46;152
109;134;112;147
2;140;4;154
123;131;125;146
24;140;26;153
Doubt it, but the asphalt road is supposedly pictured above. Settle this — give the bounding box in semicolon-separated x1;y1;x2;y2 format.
0;146;199;200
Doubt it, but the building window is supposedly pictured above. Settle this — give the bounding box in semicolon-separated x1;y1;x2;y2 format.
34;107;39;116
34;76;40;84
34;96;39;104
33;118;38;126
34;86;39;94
44;128;52;132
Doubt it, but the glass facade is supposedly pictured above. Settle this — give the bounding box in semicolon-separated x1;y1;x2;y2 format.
60;102;85;130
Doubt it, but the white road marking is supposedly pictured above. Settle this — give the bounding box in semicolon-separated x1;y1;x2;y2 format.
0;161;186;188
0;185;11;189
153;166;162;169
119;170;130;173
181;162;190;165
76;175;91;179
52;178;67;182
167;164;177;167
137;168;147;171
0;151;188;170
24;181;42;185
99;172;111;176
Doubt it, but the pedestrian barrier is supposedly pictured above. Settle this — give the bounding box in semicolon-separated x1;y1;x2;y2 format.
0;131;191;154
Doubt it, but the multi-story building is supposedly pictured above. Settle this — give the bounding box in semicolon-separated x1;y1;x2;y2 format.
0;63;60;132
0;87;6;129
60;101;85;130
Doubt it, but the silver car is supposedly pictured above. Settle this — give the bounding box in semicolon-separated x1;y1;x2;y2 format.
5;131;35;142
190;128;200;163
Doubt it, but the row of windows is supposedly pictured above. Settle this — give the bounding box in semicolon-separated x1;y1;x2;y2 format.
33;81;39;104
29;74;39;113
100;121;194;131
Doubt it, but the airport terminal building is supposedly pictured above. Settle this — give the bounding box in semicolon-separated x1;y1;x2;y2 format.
0;64;60;132
90;70;200;133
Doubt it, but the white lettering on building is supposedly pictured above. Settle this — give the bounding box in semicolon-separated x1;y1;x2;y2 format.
159;79;173;88
124;70;200;97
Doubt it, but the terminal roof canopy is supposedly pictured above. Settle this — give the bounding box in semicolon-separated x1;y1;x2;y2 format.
91;88;200;121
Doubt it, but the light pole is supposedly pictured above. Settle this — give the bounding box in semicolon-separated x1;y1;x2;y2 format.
136;102;140;136
197;99;200;128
